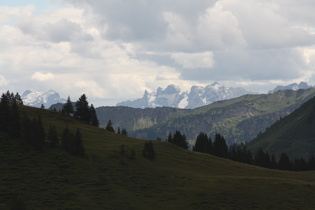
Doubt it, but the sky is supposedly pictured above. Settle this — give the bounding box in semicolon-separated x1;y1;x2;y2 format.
1;0;315;106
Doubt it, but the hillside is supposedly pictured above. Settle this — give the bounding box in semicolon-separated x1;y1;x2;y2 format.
97;88;315;144
247;95;315;159
1;105;315;209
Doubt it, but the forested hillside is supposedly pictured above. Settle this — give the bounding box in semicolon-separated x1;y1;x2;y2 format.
96;88;315;144
2;92;315;209
247;94;315;159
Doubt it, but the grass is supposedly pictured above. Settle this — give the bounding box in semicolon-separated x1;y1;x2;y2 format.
1;106;315;209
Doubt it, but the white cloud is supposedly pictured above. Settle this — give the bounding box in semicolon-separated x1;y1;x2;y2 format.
0;75;8;87
2;1;315;106
75;80;106;98
171;52;215;69
31;72;55;81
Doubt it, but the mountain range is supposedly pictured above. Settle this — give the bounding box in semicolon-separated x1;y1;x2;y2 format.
22;89;66;108
268;81;312;93
117;82;254;109
97;87;315;145
22;81;315;146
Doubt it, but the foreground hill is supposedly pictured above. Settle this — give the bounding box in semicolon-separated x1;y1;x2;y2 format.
247;95;315;159
97;88;315;144
1;106;315;209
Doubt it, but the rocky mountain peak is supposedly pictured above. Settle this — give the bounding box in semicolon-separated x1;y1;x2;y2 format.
117;82;252;109
22;89;66;108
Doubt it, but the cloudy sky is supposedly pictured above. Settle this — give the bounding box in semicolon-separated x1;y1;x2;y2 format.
1;0;315;106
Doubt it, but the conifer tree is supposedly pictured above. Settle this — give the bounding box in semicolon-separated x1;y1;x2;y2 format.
89;104;99;127
47;125;59;147
73;128;85;157
8;101;20;138
117;127;121;134
0;93;10;131
254;148;270;168
171;130;188;149
213;133;228;158
105;120;115;132
278;152;291;170
14;92;23;105
63;96;74;115
62;126;72;152
121;128;128;136
193;132;212;154
74;94;90;123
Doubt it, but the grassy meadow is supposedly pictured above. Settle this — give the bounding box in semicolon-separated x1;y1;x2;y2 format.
1;106;315;209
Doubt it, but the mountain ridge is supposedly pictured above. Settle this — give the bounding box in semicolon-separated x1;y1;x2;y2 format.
247;93;315;159
22;89;66;108
96;88;315;145
117;82;253;109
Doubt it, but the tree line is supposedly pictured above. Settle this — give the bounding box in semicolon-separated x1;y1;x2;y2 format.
59;94;99;127
0;91;85;157
167;130;315;171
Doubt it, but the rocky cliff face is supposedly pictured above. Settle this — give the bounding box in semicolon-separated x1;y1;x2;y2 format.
269;82;312;93
117;82;252;109
22;90;66;108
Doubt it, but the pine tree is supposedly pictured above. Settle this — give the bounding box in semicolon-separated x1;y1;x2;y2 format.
117;127;121;134
167;132;173;143
74;128;85;157
308;155;315;170
32;116;45;149
105;120;115;132
89;104;99;127
47;125;59;147
21;116;45;149
8;100;20;138
0;93;10;131
171;131;188;149
254;148;270;168
63;96;74;116
62;126;72;152
121;128;128;136
14;92;23;105
193;132;212;154
213;133;228;158
278;152;291;171
74;94;90;123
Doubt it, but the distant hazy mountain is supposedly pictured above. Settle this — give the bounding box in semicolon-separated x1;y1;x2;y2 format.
97;88;315;145
269;82;312;93
117;82;253;109
22;90;66;108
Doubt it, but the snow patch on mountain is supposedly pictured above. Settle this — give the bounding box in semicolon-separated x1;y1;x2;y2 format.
22;89;66;108
269;82;312;93
117;82;253;109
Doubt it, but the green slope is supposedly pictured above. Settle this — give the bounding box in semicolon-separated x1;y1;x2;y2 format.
132;88;315;144
247;96;315;159
1;106;315;209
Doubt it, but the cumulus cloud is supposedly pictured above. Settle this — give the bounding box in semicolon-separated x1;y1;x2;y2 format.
75;80;106;98
171;52;215;69
31;72;55;81
0;75;8;87
2;0;315;105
